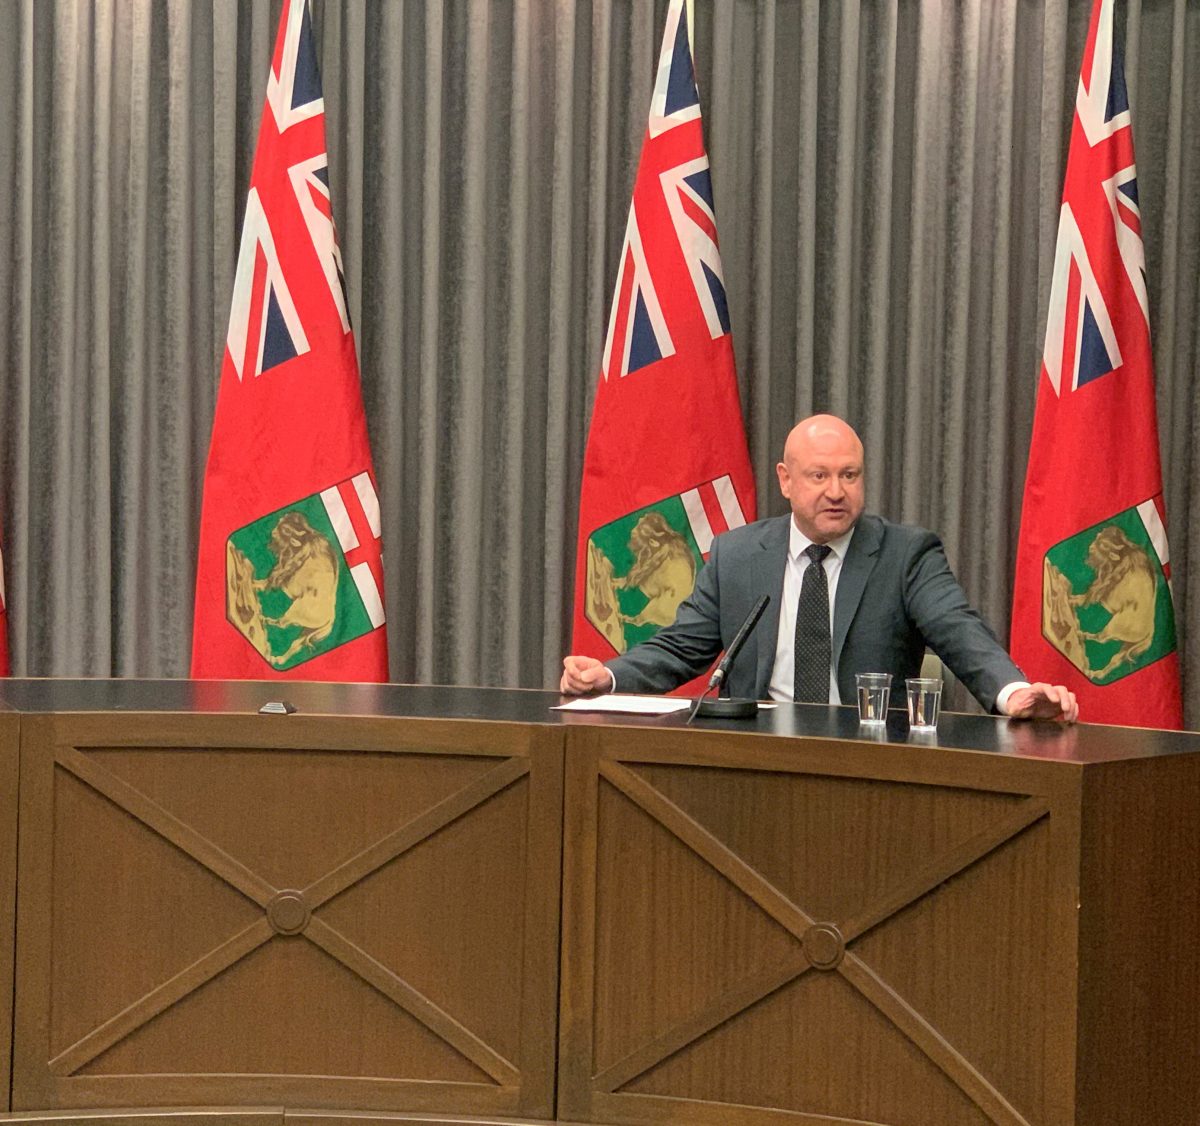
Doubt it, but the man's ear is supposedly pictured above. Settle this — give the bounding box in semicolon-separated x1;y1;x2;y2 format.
775;461;790;498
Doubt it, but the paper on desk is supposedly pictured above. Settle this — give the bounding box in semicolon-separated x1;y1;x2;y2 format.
551;694;692;715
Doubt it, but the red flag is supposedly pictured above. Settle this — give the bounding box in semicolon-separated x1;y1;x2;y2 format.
191;0;387;681
570;0;756;690
0;531;9;676
1011;0;1181;727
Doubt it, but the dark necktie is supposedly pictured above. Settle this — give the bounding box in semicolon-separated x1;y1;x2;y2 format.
794;543;833;703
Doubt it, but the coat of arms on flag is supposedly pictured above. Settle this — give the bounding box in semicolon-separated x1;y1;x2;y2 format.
570;0;756;683
226;474;385;671
1041;498;1175;685
191;0;387;682
586;476;747;656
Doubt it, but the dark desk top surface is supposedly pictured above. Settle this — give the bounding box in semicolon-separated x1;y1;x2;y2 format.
0;678;1193;766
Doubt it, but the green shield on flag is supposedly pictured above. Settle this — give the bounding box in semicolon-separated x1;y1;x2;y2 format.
586;494;705;656
225;490;375;670
1041;504;1176;685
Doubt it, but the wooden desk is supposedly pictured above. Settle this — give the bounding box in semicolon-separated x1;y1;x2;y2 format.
5;683;563;1121
558;714;1200;1126
0;681;1195;1126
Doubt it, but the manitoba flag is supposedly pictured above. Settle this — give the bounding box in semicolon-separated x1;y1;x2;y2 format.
1011;0;1181;727
192;0;387;681
571;0;755;683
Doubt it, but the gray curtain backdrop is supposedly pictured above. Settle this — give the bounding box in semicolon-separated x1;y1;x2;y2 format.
0;0;1197;721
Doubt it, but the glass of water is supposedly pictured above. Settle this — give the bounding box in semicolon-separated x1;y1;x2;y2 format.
906;677;942;731
855;672;892;725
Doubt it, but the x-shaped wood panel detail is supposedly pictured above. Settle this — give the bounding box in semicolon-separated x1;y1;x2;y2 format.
50;746;528;1086
595;761;1049;1126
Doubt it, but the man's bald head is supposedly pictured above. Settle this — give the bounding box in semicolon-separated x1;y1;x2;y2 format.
776;414;866;542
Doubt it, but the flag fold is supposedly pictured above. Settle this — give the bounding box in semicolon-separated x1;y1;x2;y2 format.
1011;0;1181;727
570;0;756;690
192;0;387;681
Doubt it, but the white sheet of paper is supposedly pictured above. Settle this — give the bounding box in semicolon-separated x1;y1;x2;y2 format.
551;694;692;715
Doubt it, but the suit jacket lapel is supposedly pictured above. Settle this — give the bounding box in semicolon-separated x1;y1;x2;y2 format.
752;517;791;697
833;515;882;667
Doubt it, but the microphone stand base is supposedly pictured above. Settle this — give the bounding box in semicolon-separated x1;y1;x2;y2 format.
694;697;758;719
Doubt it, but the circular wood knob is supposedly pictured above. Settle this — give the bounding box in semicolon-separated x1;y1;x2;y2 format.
266;890;310;936
802;922;845;970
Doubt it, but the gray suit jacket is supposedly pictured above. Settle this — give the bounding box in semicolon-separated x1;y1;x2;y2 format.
606;513;1024;712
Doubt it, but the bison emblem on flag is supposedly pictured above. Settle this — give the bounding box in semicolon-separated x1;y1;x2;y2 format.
225;474;385;671
1041;499;1175;685
585;476;746;656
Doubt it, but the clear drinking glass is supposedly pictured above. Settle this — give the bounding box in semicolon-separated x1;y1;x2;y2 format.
906;677;942;731
855;672;891;725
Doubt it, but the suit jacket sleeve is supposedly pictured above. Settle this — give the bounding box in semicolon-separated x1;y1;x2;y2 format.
604;534;726;694
902;530;1025;713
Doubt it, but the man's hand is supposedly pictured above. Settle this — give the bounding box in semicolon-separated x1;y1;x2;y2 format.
1004;683;1079;723
560;655;615;696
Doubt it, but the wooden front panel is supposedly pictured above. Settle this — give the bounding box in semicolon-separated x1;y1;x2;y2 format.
1075;754;1200;1126
560;727;1084;1126
11;713;564;1119
0;714;18;1113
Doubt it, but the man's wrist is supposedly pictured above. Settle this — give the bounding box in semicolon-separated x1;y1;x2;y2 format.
996;681;1031;715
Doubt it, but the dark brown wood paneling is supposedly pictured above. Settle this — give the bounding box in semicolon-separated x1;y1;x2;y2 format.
11;714;564;1119
3;681;1199;1125
560;726;1085;1126
1075;753;1200;1126
0;713;18;1114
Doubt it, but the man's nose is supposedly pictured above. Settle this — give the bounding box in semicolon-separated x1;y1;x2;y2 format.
826;477;845;498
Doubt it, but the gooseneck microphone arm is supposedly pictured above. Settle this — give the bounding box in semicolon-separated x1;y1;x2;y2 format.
685;595;770;724
708;595;770;691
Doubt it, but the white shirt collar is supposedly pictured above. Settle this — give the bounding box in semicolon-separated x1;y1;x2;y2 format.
788;518;855;564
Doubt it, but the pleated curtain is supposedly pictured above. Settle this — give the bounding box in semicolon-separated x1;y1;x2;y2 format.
1;0;1198;721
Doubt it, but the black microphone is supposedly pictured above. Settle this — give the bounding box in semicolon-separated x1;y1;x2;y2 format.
687;596;770;722
708;595;770;692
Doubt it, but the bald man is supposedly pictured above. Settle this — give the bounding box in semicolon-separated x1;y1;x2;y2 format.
562;414;1077;722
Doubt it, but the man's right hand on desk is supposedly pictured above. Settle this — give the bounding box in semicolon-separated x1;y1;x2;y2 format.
560;655;615;695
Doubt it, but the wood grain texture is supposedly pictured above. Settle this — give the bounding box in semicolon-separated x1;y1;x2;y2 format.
1075;753;1200;1126
10;713;564;1119
0;713;19;1114
560;725;1087;1125
2;684;1198;1125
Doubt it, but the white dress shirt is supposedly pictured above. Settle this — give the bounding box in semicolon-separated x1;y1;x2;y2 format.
768;522;855;703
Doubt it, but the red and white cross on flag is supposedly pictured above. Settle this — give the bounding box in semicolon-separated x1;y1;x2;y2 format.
191;0;388;681
320;474;386;632
570;0;756;693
